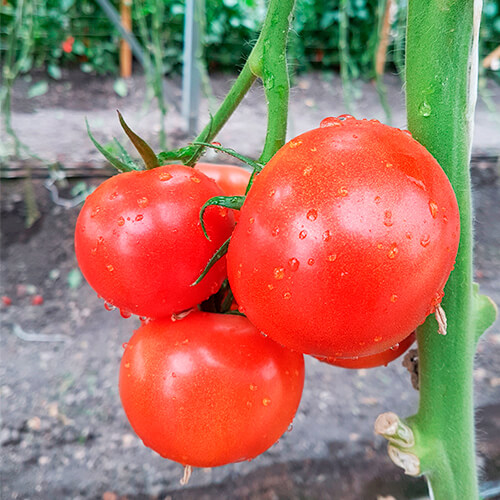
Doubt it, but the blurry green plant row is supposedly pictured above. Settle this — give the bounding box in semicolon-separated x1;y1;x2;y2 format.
1;0;499;80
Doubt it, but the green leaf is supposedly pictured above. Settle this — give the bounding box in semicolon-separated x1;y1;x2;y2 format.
113;78;128;97
86;118;138;173
158;146;194;164
199;195;245;240
67;268;83;289
190;141;264;172
473;283;498;341
192;236;231;286
117;111;159;169
28;80;48;98
47;64;62;80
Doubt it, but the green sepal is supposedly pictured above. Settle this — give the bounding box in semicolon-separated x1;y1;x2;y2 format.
224;310;245;317
192;236;231;286
221;286;235;314
86;119;139;173
199;195;245;240
113;138;140;170
190;141;264;172
117;111;159;170
473;283;498;342
157;146;196;165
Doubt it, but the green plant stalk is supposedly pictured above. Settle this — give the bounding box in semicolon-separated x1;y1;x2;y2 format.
405;1;481;498
186;0;295;166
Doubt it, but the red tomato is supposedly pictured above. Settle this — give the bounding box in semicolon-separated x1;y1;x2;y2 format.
315;331;416;369
75;165;235;319
227;116;459;358
195;163;251;196
119;312;304;467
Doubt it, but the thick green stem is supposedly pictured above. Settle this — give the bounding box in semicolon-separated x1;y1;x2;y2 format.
405;1;481;498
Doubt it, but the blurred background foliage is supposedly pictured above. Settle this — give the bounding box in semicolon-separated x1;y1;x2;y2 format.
1;0;499;81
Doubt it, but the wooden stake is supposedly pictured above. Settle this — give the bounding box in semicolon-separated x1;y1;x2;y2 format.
120;0;133;78
376;0;392;76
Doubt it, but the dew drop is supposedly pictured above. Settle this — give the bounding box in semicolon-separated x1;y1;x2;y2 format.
271;226;280;237
307;209;317;221
120;309;131;319
287;423;294;432
388;243;399;259
338;114;355;121
322;230;331;242
374;196;382;204
289;140;303;148
104;302;115;311
386;163;393;168
352;134;358;139
377;243;383;250
402;129;413;137
124;362;130;368
443;214;449;223
269;189;275;197
374;336;382;343
246;401;253;408
420;234;431;247
303;165;313;176
327;254;337;262
190;175;201;183
406;232;413;240
117;216;125;226
283;291;292;300
135;214;143;222
122;342;128;349
419;101;432;117
137;197;149;208
384;210;393;227
159;171;172;181
273;267;285;280
429;201;438;218
249;217;255;224
320;117;342;127
299;230;307;240
91;247;97;256
310;147;317;152
219;207;228;217
267;284;274;290
238;305;246;314
262;397;272;407
288;258;300;271
308;258;315;266
390;343;400;351
249;384;258;391
91;207;101;218
390;294;398;303
106;264;115;272
109;192;118;200
338;186;348;197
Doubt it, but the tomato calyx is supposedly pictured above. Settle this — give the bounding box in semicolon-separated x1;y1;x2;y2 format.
200;195;245;240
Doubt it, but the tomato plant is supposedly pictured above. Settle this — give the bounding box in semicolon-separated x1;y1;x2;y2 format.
227;117;460;358
75;164;235;319
119;312;305;467
315;331;416;369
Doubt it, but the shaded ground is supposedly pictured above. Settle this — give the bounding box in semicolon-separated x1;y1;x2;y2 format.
1;72;499;500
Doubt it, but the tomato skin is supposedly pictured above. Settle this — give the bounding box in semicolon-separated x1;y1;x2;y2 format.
119;312;304;467
315;331;416;369
227;117;460;358
196;163;251;196
75;165;235;319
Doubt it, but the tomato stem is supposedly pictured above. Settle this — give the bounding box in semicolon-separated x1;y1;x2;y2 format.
394;1;496;498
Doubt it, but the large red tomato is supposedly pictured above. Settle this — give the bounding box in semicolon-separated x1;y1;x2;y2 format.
119;312;305;467
227;116;460;358
75;165;235;319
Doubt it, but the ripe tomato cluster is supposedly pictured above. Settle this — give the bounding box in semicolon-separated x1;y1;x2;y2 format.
75;117;459;470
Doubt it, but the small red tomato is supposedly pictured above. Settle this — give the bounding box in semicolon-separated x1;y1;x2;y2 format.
2;296;12;306
195;163;251;196
75;165;235;319
31;295;44;306
119;312;305;467
228;117;459;358
315;331;416;369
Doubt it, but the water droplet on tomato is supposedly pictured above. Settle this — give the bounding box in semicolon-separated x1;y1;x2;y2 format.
388;243;399;259
299;230;307;240
106;264;114;272
406;232;413;240
117;216;125;226
159;171;172;181
249;217;255;224
338;114;355;121
91;247;97;256
135;214;143;222
137;197;148;208
269;189;275;197
104;302;115;311
327;254;337;262
267;283;274;290
122;342;128;349
338;186;348;197
390;294;398;303
271;226;280;237
384;210;393;227
320;117;342;127
287;423;294;432
429;201;438;218
390;343;400;351
352;134;358;139
289;140;303;148
443;214;448;223
374;336;382;342
246;401;253;408
420;234;431;247
91;207;101;218
308;258;315;266
283;291;292;300
322;230;331;242
288;258;300;271
109;192;118;200
120;309;131;319
238;305;246;314
374;196;381;204
402;129;413;137
171;372;177;378
307;209;317;221
249;384;258;391
303;165;313;176
262;397;272;407
273;267;285;280
190;175;201;183
219;207;228;217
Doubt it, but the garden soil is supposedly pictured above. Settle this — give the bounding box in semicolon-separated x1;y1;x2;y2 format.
1;71;499;500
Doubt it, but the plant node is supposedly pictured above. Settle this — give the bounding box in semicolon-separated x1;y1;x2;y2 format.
387;445;420;476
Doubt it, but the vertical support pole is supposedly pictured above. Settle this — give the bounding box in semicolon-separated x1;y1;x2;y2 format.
120;0;133;78
182;0;203;136
375;0;392;76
